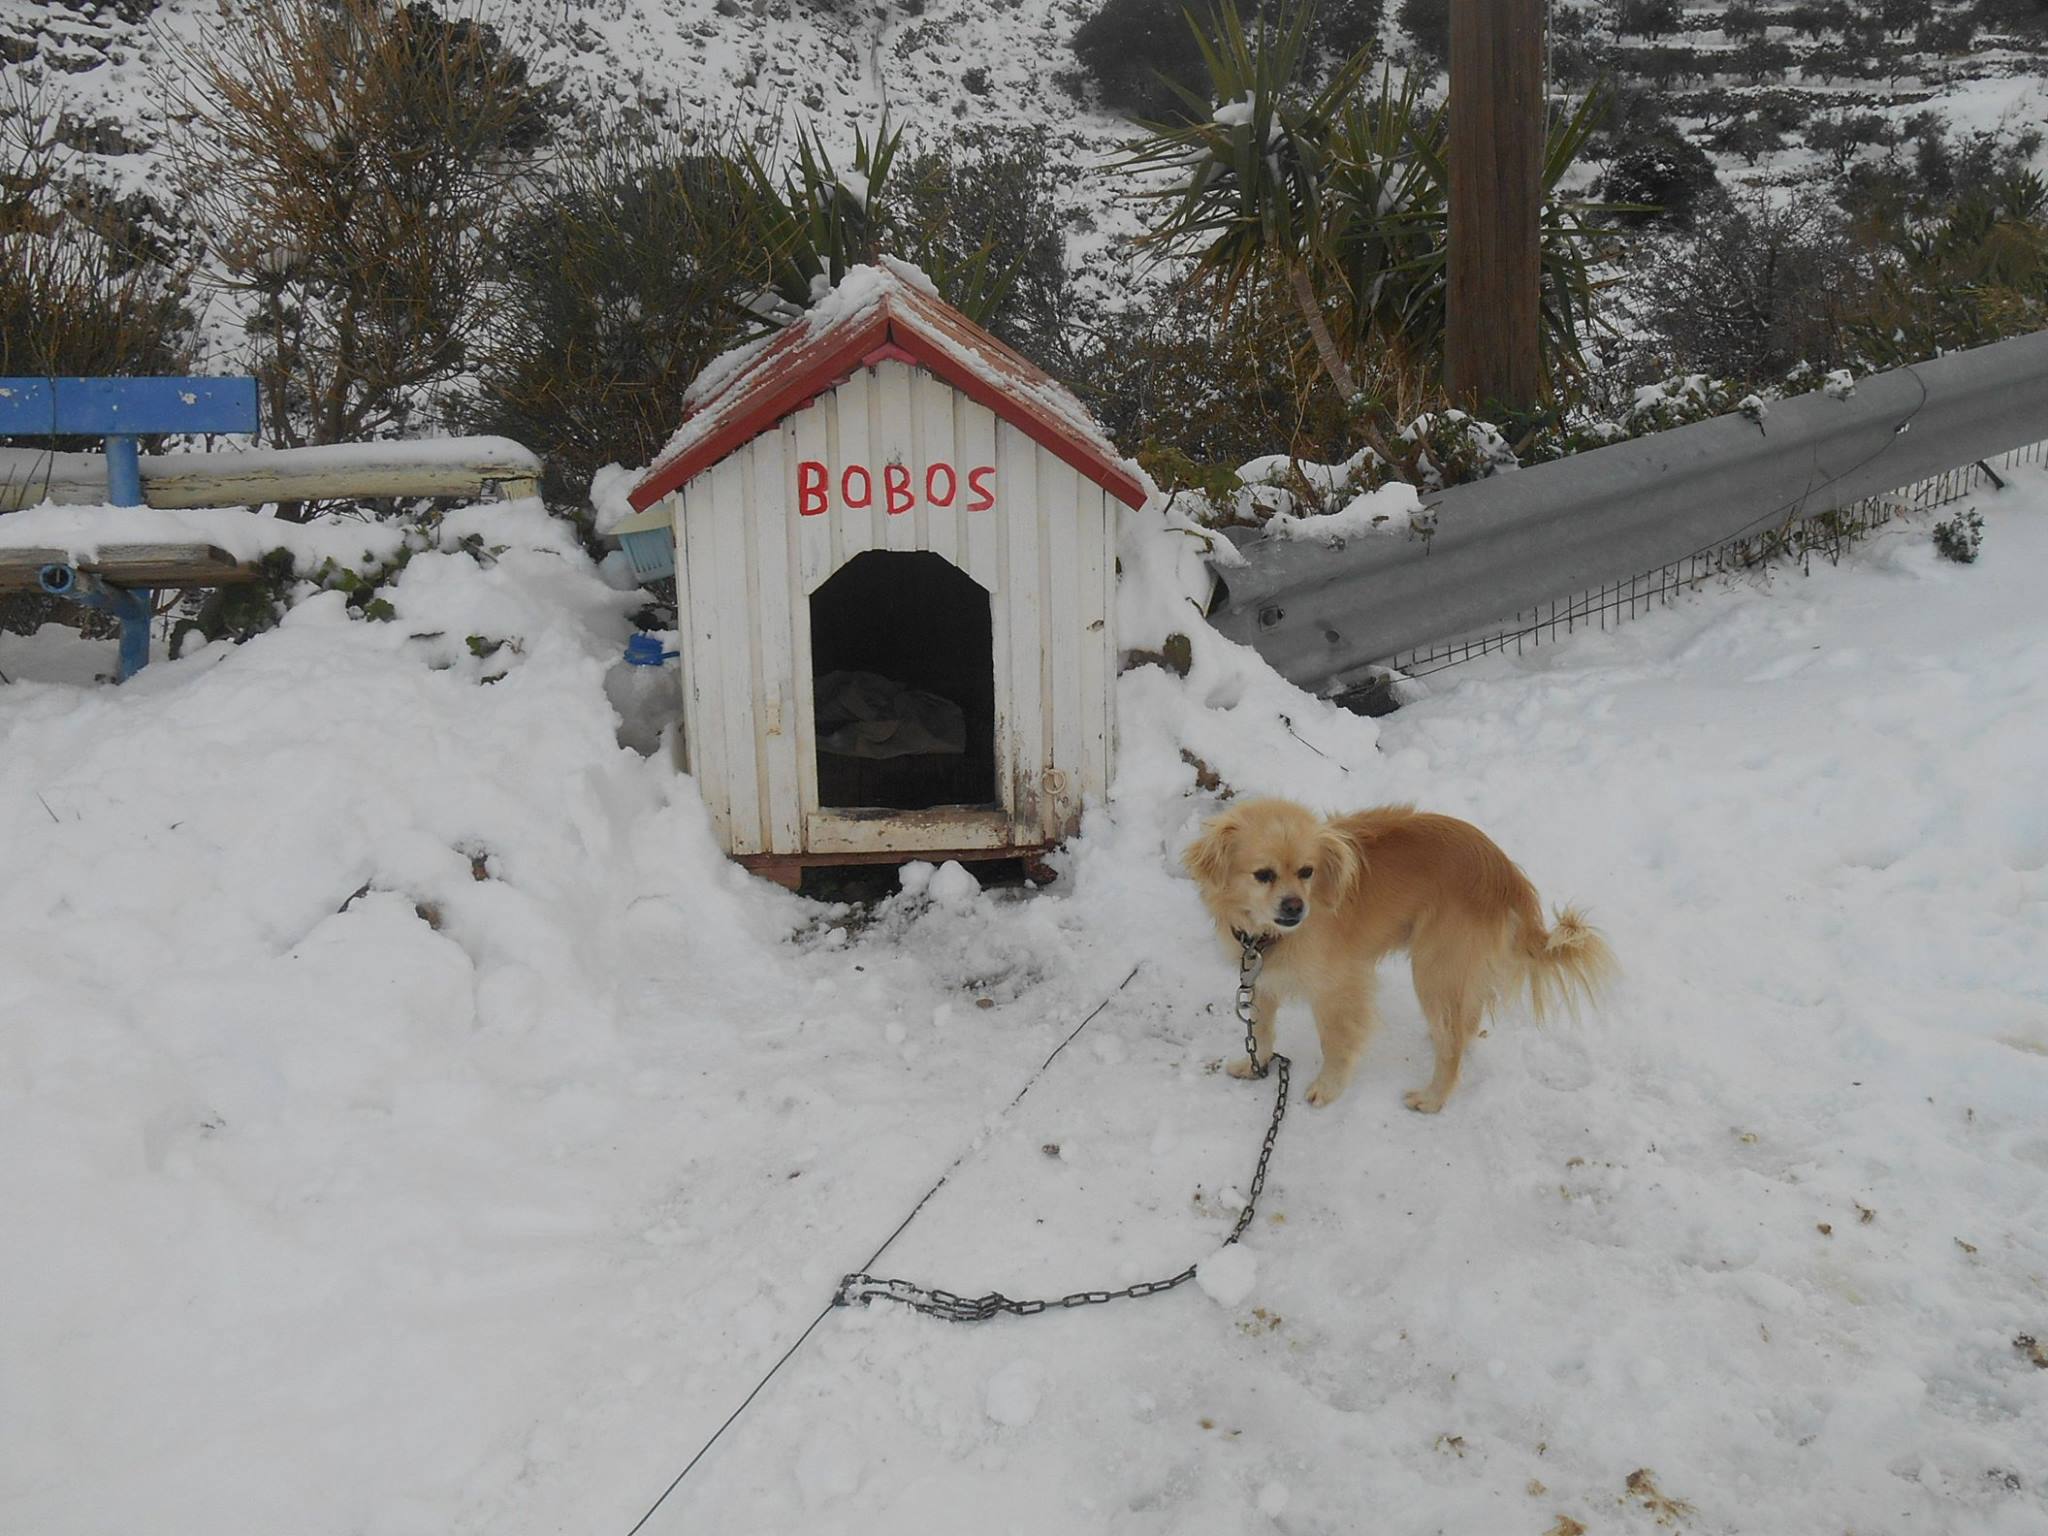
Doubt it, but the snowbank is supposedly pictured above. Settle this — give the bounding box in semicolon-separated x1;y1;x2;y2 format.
5;471;2048;1535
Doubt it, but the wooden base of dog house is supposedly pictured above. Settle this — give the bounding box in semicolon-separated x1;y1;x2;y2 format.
737;846;1059;892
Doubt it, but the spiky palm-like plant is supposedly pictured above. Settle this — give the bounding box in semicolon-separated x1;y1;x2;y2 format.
1125;1;1620;438
1319;83;1614;403
736;113;1017;326
1124;1;1375;402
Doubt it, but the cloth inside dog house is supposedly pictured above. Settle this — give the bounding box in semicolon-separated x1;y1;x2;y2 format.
814;670;967;759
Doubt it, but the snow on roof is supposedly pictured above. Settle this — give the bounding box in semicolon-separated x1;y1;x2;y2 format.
629;262;1150;513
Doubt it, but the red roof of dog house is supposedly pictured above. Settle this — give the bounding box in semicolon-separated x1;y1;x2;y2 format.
627;262;1149;513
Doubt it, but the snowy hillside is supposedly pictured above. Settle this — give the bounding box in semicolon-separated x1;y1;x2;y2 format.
4;468;2046;1532
16;0;2046;353
19;0;1150;322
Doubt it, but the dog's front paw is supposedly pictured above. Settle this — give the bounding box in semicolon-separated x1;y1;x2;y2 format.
1305;1072;1348;1107
1225;1055;1261;1080
1403;1088;1446;1114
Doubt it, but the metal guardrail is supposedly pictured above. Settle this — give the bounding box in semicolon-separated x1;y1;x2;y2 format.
1208;328;2048;698
1376;439;2046;681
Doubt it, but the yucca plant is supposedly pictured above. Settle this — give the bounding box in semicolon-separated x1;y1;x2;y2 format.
1123;0;1623;442
1326;88;1619;399
1124;0;1376;402
736;113;1018;326
1322;68;1447;377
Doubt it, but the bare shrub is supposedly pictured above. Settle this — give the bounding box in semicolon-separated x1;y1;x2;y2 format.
0;80;195;428
166;0;557;465
463;127;763;504
1641;189;1872;386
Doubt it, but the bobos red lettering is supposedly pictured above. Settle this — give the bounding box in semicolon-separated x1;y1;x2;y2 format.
793;461;995;516
797;460;828;516
884;463;914;516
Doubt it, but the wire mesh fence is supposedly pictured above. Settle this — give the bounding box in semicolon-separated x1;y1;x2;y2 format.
1372;438;2048;682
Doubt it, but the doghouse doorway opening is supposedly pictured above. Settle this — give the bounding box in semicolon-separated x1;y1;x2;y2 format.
810;550;997;811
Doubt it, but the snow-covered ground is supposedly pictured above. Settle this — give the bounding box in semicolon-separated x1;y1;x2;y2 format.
4;473;2047;1534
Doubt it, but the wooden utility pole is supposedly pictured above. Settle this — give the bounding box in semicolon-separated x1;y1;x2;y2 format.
1445;0;1546;413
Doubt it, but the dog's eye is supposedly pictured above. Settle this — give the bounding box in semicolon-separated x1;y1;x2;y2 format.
1252;868;1276;884
1298;866;1314;880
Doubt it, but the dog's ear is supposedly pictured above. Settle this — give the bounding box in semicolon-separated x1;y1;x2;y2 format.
1182;807;1240;886
1316;821;1361;903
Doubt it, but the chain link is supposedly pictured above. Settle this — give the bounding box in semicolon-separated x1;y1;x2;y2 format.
836;933;1289;1324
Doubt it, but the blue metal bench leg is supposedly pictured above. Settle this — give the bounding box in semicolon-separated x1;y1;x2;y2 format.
110;585;153;681
35;564;155;681
105;436;152;679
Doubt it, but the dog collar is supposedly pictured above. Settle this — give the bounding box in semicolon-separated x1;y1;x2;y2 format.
1232;927;1279;954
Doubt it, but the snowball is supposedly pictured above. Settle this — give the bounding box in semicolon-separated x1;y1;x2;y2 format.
1258;1481;1291;1518
1195;1244;1257;1306
926;860;980;909
985;1359;1045;1426
898;860;936;896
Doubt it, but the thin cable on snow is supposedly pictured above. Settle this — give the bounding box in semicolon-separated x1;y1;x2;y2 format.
619;962;1144;1536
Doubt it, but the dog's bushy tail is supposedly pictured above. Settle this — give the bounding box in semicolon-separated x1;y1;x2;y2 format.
1521;905;1616;1024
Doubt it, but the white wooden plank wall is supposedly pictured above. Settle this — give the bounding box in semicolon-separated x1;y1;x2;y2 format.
1077;481;1112;806
915;371;956;568
874;364;916;554
996;418;1045;841
789;411;831;824
676;359;1119;859
666;490;709;798
746;424;803;853
707;455;764;853
833;368;870;582
678;481;732;849
1099;497;1121;804
959;395;1008;798
1042;456;1084;836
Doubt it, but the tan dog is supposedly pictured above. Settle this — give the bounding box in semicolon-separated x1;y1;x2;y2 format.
1183;799;1614;1112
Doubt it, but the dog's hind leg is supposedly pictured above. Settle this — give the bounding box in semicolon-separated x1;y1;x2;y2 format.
1406;939;1486;1114
1305;970;1378;1107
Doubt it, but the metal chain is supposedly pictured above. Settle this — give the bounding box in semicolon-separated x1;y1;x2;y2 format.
836;934;1289;1324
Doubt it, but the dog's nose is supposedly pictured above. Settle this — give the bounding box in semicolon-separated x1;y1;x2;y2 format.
1277;895;1305;923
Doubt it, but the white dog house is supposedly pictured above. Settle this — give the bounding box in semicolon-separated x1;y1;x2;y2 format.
625;263;1147;886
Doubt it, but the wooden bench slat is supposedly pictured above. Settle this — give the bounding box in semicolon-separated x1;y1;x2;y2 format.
0;543;258;592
